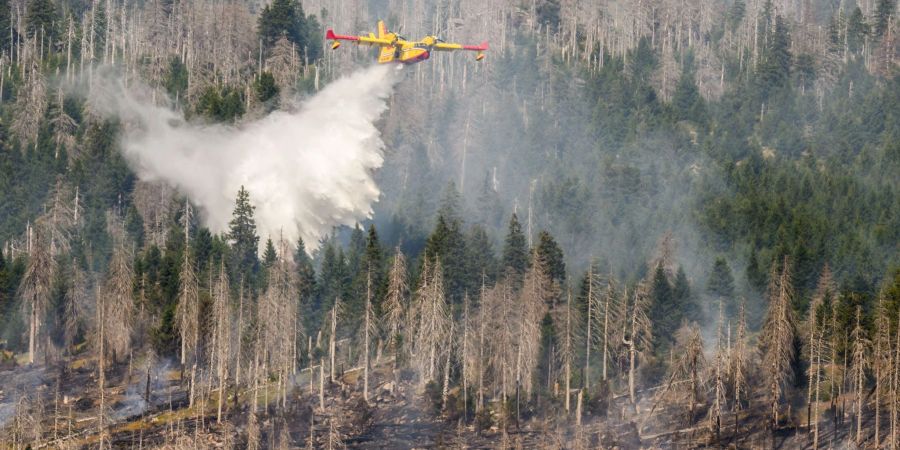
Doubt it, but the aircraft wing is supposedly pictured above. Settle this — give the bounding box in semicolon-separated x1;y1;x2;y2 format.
326;29;393;46
433;41;489;52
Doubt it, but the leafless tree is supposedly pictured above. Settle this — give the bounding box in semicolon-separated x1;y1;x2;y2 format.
849;305;870;445
209;260;231;423
732;300;749;411
99;215;135;364
874;293;892;446
759;256;795;429
514;251;553;399
666;324;706;426
261;237;300;408
554;289;576;412
624;282;653;405
63;259;90;353
410;257;451;384
176;203;200;367
708;301;728;439
382;247;408;363
362;269;377;401
18;227;54;365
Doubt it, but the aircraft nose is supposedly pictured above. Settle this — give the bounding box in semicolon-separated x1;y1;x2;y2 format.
420;51;430;60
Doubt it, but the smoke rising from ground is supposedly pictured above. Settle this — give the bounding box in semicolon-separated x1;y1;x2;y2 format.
93;65;398;250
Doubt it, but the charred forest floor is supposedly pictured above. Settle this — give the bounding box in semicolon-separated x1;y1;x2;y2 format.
0;355;881;449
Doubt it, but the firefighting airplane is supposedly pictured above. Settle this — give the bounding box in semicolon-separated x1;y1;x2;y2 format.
326;21;488;64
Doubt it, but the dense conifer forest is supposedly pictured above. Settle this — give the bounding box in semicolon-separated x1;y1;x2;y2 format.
0;0;897;447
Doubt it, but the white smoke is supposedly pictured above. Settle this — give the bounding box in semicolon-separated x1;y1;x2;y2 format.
93;65;398;250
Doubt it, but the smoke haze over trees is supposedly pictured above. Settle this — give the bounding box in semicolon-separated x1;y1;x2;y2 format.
0;0;898;447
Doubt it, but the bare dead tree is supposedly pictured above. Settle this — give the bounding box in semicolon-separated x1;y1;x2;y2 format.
175;214;200;367
63;258;90;354
849;305;870;445
584;263;598;389
18;227;54;365
100;215;135;365
759;256;795;430
382;247;408;363
874;293;892;447
482;276;517;402
261;236;300;409
892;307;900;450
411;257;451;384
554;289;576;412
624;282;653;406
515;251;553;399
806;267;834;432
708;301;728;439
362;268;377;401
732;300;749;410
644;324;706;433
209;260;231;423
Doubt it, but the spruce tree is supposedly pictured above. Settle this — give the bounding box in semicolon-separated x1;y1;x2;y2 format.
464;224;497;288
226;186;259;278
502;214;528;276
257;0;321;59
747;248;767;293
673;267;699;323
708;258;736;316
263;238;277;267
535;230;565;284
363;224;385;308
26;0;59;40
424;215;466;302
874;0;895;38
294;237;316;303
0;0;11;53
846;7;870;53
649;263;677;350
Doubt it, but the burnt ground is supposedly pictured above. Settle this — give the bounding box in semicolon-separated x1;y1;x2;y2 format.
0;356;881;449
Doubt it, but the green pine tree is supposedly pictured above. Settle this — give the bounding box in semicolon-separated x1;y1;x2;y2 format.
255;71;280;104
649;263;678;350
294;236;316;300
226;186;260;278
874;0;895;38
502;214;529;276
707;258;735;298
535;230;565;284
263;238;277;267
26;0;59;41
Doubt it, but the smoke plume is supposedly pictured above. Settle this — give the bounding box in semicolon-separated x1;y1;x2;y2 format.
94;65;398;249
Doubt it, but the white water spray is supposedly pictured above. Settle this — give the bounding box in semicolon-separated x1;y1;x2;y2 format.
95;65;398;249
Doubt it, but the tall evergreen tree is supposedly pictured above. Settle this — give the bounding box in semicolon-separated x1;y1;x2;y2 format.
263;238;278;268
535;230;565;285
846;7;870;53
294;237;316;305
257;0;321;59
226;186;259;278
874;0;895;38
0;0;11;53
672;54;707;124
673;267;699;323
363;224;385;309
708;258;736;316
756;14;792;96
747;248;768;293
649;263;678;350
26;0;59;41
502;214;528;276
423;214;466;302
464;224;498;288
